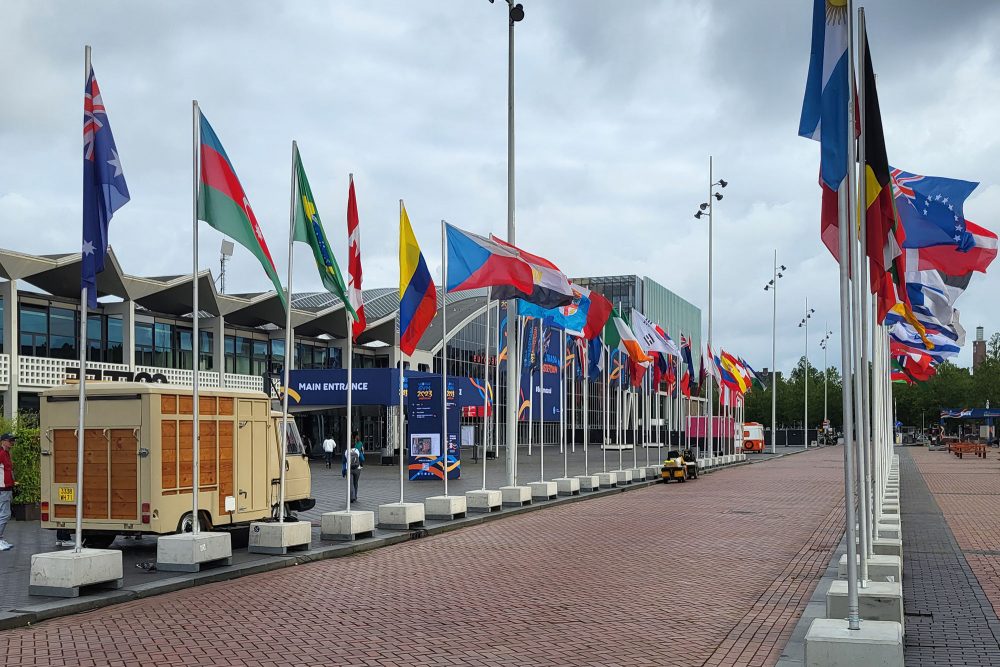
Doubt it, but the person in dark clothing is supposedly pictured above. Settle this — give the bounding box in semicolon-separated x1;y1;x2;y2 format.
342;432;365;503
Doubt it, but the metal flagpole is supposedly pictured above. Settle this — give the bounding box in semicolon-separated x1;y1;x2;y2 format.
840;0;862;629
561;332;568;478
804;296;810;450
346;307;354;512
584;340;590;475
398;317;405;503
503;2;519;490
603;342;609;473
706;156;715;461
771;250;778;454
440;219;449;498
571;340;577;455
539;321;545;482
277;143;299;523
617;352;624;472
75;45;92;554
482;288;491;491
494;301;501;468
527;319;533;458
191;99;202;537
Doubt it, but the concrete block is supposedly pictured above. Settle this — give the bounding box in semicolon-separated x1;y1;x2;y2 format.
837;554;902;582
629;467;647;481
612;469;633;484
528;481;558;501
595;472;617;488
465;489;502;513
553;477;581;496
873;537;902;558
877;523;900;540
377;502;426;530
804;617;903;667
696;458;708;469
424;495;467;520
645;465;662;480
248;520;311;554
28;549;123;597
575;474;600;491
321;510;376;541
826;580;904;626
500;485;532;507
156;532;232;572
879;514;900;525
882;503;899;515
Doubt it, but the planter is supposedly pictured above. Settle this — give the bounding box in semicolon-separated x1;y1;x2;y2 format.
12;502;41;522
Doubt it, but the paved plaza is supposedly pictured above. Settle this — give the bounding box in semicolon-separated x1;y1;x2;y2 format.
0;446;841;666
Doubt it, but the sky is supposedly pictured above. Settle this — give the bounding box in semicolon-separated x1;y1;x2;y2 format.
2;0;999;374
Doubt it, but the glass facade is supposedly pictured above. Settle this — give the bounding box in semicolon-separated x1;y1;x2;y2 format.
18;304;125;363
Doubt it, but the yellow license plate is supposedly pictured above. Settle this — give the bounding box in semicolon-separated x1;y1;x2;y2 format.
57;486;75;502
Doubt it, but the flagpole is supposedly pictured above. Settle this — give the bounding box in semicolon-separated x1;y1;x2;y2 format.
571;341;576;456
191;99;202;537
482;288;492;491
346;307;354;511
527;319;533;458
584;339;590;476
277;141;298;523
617;351;624;473
74;45;94;554
602;342;608;474
561;332;568;478
494;301;501;471
539;321;545;482
440;219;449;497
399;316;406;503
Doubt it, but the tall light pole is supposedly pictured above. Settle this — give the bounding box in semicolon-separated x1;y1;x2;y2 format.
819;327;833;434
763;253;785;454
492;0;525;486
694;159;726;457
797;300;815;449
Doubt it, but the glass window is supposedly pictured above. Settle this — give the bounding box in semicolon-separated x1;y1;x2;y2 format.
135;323;154;366
177;328;193;370
200;331;213;371
106;316;123;364
271;339;285;362
20;305;47;334
49;308;77;360
329;346;342;369
235;336;251;375
251;339;268;376
154;323;173;368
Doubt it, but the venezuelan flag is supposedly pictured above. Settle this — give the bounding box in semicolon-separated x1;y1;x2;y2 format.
399;202;437;355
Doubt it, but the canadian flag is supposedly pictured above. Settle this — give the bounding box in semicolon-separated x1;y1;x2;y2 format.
346;176;366;340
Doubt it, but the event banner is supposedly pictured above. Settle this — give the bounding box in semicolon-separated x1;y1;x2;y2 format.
498;305;563;423
407;375;461;481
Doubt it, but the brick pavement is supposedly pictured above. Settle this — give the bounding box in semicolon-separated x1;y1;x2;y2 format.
901;446;1000;665
0;447;843;667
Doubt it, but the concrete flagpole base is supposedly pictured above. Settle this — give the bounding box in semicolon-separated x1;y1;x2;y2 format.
804;618;903;666
499;485;532;507
837;553;902;582
465;489;503;513
528;481;558;501
321;510;376;541
553;477;581;496
629;467;647;481
611;469;633;484
377;502;425;530
595;472;617;488
424;495;468;520
825;580;904;626
574;474;600;491
156;532;232;572
28;549;123;598
248;520;312;554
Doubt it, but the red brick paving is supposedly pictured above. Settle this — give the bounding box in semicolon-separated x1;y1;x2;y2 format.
0;448;846;667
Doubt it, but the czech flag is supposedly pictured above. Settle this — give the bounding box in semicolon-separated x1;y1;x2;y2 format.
445;223;534;295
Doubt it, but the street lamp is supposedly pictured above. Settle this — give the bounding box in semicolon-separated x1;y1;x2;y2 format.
693;159;726;458
764;253;786;453
491;0;525;486
819;327;833;435
797;300;815;449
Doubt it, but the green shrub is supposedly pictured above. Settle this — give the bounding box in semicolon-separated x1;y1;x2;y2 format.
0;414;41;504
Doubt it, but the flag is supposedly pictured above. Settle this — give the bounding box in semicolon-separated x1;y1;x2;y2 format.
696;351;707;396
346;176;366;340
890;322;960;362
892;168;978;250
604;309;653;365
799;0;850;191
631;309;680;357
903;221;997;276
292;147;353;317
82;64;130;308
200;111;285;305
586;337;603;381
719;351;749;395
490;236;574;308
399;202;437;356
581;286;614;340
860;28;910;324
681;369;691;398
445;224;534;295
740;357;767;389
518;282;590;335
654;324;682;358
680;334;695;376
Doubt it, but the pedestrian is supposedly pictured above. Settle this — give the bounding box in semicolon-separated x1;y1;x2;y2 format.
0;433;16;552
322;434;337;469
342;431;365;503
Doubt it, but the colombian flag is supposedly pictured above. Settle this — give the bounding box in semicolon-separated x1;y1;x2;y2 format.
399;202;437;356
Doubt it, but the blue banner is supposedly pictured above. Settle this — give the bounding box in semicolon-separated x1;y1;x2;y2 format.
407;376;461;480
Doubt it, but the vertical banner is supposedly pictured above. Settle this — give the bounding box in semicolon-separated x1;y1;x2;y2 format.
407;376;460;480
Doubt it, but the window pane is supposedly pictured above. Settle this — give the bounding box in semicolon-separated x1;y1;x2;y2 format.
224;335;235;355
50;308;75;337
135;323;153;347
178;329;193;351
252;340;268;358
20;306;47;334
271;339;285;360
50;335;76;360
154;323;172;350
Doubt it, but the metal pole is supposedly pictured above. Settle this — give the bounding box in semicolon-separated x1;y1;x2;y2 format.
706;156;715;459
771;250;778;454
482;288;491;491
583;339;590;475
842;0;862;630
75;46;93;554
440;219;449;497
539;321;545;481
398;309;405;503
277;144;299;522
562;332;568;478
602;342;608;474
346;310;353;512
503;0;519;488
571;340;576;456
191;99;202;536
804;296;809;450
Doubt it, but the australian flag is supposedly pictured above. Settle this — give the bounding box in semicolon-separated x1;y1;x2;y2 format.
82;64;130;308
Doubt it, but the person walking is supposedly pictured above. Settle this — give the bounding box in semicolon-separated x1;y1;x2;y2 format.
322;434;337;469
342;432;365;503
0;433;16;552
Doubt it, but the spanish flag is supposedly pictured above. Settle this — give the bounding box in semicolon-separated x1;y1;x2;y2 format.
399;202;437;356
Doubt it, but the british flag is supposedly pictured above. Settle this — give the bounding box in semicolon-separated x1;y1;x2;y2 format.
890;168;922;204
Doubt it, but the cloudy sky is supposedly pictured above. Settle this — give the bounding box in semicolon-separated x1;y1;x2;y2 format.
2;0;999;373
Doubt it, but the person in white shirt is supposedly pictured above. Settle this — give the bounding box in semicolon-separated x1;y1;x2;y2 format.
322;436;337;469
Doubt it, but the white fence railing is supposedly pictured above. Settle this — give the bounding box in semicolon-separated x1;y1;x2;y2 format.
0;354;8;388
12;355;266;394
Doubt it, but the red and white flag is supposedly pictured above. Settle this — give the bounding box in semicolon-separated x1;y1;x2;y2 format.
346;175;366;340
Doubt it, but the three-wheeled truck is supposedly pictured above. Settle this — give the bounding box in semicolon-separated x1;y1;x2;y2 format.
39;383;315;547
661;449;698;483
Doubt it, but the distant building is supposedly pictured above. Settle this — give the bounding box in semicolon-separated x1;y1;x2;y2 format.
973;326;987;370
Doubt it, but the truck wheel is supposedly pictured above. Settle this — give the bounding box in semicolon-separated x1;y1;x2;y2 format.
82;534;117;549
178;512;210;534
679;475;686;482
